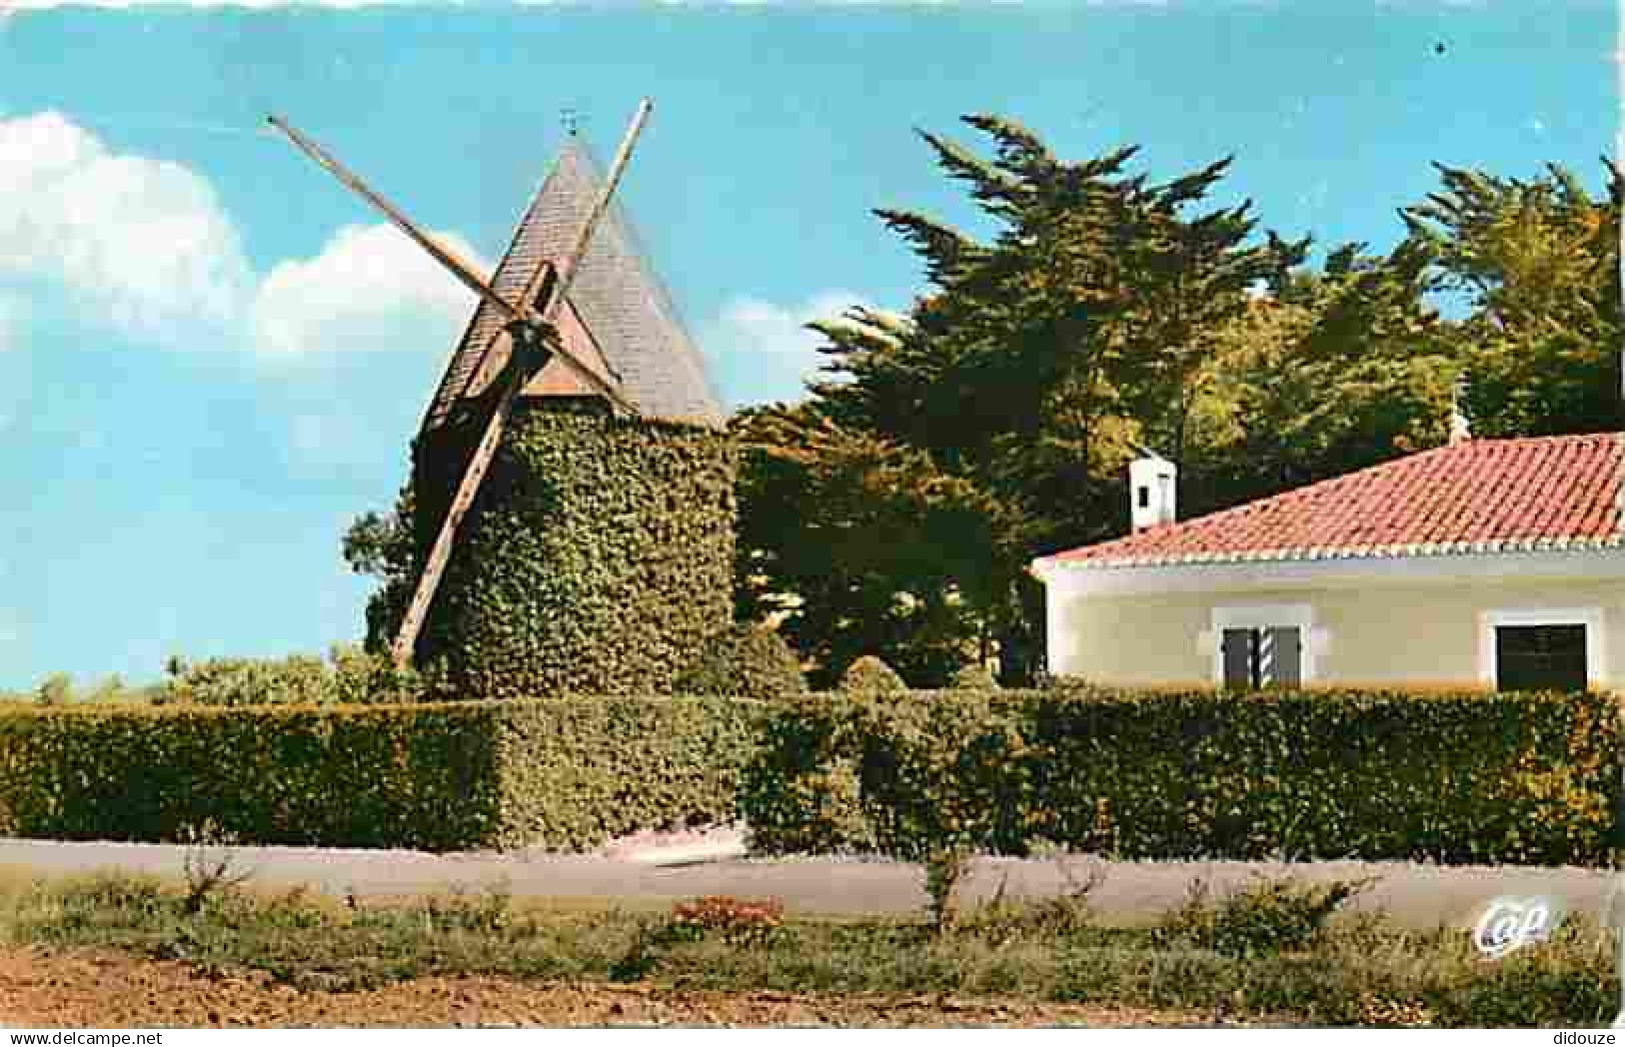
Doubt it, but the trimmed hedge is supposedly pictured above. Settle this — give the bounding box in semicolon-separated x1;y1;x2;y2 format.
490;694;766;850
740;686;1623;867
4;685;1617;865
0;695;762;852
414;401;736;698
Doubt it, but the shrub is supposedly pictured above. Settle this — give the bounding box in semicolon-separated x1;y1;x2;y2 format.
1157;874;1376;957
676;623;808;700
668;895;785;948
35;674;73;707
837;655;908;695
161;654;332;706
949;663;1000;690
0;695;762;852
329;646;424;705
747;686;1621;866
158;647;424;707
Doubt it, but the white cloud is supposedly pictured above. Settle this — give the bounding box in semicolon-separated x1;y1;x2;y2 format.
250;223;485;361
702;289;871;408
0;110;487;371
0;111;251;343
0;110;497;466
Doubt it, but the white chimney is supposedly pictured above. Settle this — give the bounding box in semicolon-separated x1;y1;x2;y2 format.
1449;375;1471;446
1129;450;1177;533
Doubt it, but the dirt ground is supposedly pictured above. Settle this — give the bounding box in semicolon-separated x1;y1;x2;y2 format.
0;947;1214;1028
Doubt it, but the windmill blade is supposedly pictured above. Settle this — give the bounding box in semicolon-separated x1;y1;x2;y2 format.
387;99;654;669
266;114;523;326
267;113;635;415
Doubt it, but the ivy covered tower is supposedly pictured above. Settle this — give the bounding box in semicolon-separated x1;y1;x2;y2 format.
411;139;734;697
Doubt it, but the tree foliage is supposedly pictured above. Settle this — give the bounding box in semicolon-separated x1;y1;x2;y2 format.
732;115;1619;685
1403;159;1622;436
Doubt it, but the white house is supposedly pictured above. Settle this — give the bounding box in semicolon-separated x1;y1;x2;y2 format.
1030;432;1625;692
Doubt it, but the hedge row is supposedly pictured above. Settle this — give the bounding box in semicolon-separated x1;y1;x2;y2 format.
2;687;1616;864
0;696;761;852
740;686;1622;867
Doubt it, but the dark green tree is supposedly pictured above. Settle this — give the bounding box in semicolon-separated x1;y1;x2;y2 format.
1402;159;1621;436
340;479;416;654
739;115;1307;683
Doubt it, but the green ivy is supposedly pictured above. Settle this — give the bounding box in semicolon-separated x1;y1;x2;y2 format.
415;401;736;698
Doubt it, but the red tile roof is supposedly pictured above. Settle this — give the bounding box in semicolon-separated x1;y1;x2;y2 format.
1035;432;1625;570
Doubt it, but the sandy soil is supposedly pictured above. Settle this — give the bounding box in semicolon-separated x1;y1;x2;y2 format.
0;947;1215;1028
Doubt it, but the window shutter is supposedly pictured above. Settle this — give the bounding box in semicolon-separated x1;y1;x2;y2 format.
1222;628;1254;689
1265;626;1302;688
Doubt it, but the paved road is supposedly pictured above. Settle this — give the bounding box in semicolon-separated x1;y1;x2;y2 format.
1;837;1617;929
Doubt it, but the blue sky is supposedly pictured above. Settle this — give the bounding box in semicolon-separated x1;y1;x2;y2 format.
0;1;1616;689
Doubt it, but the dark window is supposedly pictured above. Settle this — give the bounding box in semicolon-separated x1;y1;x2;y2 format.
1221;626;1302;689
1137;486;1150;509
1495;624;1587;692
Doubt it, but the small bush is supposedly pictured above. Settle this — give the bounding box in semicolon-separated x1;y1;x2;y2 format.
668;895;785;948
949;663;1000;690
161;654;332;706
178;818;254;915
837;656;908;695
35;674;72;707
329;646;424;705
159;646;424;707
923;846;972;932
677;623;808;700
1157;874;1376;958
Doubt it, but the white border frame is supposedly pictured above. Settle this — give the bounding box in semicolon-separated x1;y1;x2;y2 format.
1478;607;1605;691
1205;603;1319;686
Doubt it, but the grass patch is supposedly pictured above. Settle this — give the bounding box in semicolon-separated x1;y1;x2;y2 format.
0;870;1614;1027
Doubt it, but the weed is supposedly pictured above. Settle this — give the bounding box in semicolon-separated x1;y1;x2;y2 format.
0;869;1615;1026
669;895;785;948
178;818;254;915
963;847;1107;943
1157;874;1377;958
922;846;972;933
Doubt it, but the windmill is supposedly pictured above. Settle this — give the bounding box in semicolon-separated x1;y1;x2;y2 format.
268;101;730;680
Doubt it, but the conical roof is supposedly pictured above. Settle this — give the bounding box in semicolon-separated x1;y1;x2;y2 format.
421;140;725;432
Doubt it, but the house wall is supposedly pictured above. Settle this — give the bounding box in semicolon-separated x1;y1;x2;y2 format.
1046;569;1625;691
